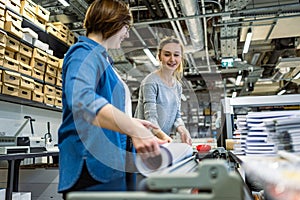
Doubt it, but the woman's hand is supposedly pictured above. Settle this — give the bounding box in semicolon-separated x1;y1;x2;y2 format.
135;119;159;130
177;126;192;146
135;119;171;144
151;128;173;143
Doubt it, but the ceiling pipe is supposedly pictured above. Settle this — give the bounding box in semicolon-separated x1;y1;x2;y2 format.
178;0;204;51
132;3;300;27
201;0;211;71
166;0;197;72
161;0;193;68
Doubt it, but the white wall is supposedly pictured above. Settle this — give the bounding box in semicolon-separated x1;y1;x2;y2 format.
0;101;62;144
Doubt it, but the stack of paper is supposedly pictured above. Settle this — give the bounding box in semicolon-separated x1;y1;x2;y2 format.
232;115;247;155
245;110;300;156
272;115;300;152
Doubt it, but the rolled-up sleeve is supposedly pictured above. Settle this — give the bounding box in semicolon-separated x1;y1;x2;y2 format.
64;46;109;124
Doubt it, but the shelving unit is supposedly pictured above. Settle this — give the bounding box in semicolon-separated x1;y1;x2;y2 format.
0;6;69;112
223;94;300;139
22;18;69;59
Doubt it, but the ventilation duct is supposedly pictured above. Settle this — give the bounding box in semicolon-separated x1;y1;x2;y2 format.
178;0;204;50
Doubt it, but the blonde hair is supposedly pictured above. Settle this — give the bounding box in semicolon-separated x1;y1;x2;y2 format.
157;36;184;81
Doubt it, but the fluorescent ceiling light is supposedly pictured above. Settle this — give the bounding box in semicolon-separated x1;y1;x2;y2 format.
143;48;159;66
277;89;286;96
243;30;253;54
235;71;242;86
58;0;70;6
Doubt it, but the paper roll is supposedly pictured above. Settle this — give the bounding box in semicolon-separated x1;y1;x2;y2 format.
135;143;193;176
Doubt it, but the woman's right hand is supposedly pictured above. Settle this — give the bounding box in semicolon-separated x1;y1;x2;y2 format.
130;118;161;159
151;128;173;143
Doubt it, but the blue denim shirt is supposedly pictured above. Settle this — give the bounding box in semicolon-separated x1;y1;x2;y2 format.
58;36;128;192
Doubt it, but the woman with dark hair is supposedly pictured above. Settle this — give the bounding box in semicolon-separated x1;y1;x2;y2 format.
135;36;192;145
58;0;163;198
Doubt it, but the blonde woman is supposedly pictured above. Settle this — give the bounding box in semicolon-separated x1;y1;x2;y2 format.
135;36;192;145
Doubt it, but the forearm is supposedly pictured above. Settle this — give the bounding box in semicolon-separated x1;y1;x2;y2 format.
92;104;161;156
177;125;192;145
92;104;135;135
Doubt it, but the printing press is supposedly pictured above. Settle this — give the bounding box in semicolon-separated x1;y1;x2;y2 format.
67;145;253;200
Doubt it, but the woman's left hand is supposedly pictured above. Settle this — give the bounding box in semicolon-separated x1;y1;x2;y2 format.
177;126;192;146
135;119;159;130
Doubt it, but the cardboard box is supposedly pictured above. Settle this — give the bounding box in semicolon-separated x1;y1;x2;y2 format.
55;89;62;98
33;81;43;93
18;87;31;100
43;84;56;96
67;31;76;46
20;76;34;90
0;29;7;45
6;36;20;52
55;96;62;107
47;54;59;67
4;48;15;59
22;27;38;45
32;48;47;62
68;31;75;42
57;67;62;77
0;56;3;66
21;0;37;14
34;16;46;31
0;43;4;57
20;6;35;22
0;2;5;17
36;5;50;22
56;77;62;87
3;56;19;71
19;42;33;58
5;9;22;26
2;82;19;96
10;0;21;5
30;58;46;72
44;94;55;105
16;53;30;65
19;62;32;76
57;31;67;43
51;22;69;35
31;90;43;103
46;23;58;37
4;21;23;39
46;64;57;76
2;70;20;85
31;68;44;80
44;73;55;85
0;16;4;29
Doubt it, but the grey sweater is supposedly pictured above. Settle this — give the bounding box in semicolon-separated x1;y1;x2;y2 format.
134;72;185;135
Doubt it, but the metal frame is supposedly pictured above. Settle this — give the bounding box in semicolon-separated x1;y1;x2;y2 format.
223;94;300;138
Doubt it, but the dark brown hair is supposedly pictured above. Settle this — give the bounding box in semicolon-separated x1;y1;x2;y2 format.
157;36;184;81
83;0;132;39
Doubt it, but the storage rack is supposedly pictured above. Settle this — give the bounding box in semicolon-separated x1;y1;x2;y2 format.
223;94;300;139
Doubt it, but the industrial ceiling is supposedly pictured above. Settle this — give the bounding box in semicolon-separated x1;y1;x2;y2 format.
35;0;300;104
